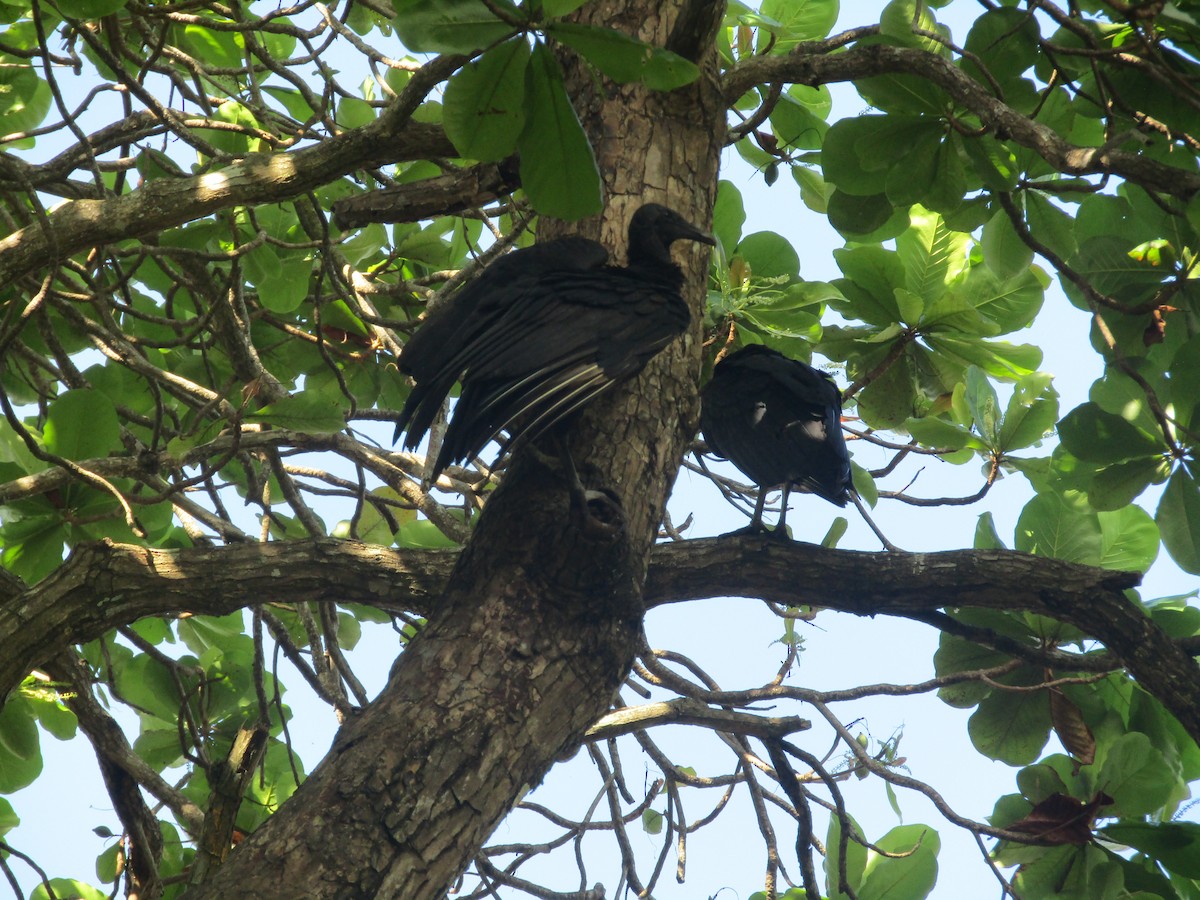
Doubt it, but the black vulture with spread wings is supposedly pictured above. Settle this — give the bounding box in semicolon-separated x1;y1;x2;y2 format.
394;204;714;479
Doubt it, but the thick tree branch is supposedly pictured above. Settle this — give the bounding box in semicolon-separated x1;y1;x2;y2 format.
723;42;1200;201
7;535;1187;742
330;159;522;229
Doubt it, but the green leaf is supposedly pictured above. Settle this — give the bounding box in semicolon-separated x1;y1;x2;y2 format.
712;180;746;254
934;634;1008;708
1097;504;1159;572
254;254;312;313
443;37;529;160
641;807;664;834
1088;457;1164;512
0;694;43;792
1100;732;1178;817
825;813;868;895
968;682;1051;765
975;512;1008;550
1102;821;1200;879
760;0;839;48
963;367;1000;447
56;0;127;17
1158;468;1200;574
735;231;799;280
897;208;971;305
32;880;108;900
999;380;1058;451
832;246;906;326
982;209;1034;279
44;389;121;460
0;797;18;835
392;0;518;53
904;415;979;452
1058;402;1163;464
1015;491;1103;566
96;840;121;883
517;41;601;220
0;61;51;137
547;23;698;90
827;190;902;239
246;394;346;434
857;823;940;900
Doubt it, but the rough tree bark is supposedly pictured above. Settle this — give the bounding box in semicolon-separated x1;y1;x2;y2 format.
176;2;726;896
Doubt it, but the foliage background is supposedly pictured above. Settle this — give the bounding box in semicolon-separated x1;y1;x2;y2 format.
3;0;1200;897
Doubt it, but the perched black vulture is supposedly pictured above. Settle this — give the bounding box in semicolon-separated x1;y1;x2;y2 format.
701;344;851;533
393;204;714;479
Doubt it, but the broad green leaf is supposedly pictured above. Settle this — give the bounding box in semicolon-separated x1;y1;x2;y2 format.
975;511;1008;550
1097;504;1159;572
999;392;1058;451
1058;402;1163;464
925;335;1041;379
968;682;1051;765
832;246;906;326
822;115;936;196
44;389;121;460
825;813;868;896
337;97;376;129
713;180;746;253
735;231;799;280
443;37;529;160
964;367;1000;447
982;209;1034;279
1100;732;1177;816
897;208;971;304
934;634;1008;708
1063;236;1167;311
0;797;18;834
642;807;663;834
1015;491;1103;566
1102;821;1200;878
769;86;829;151
517;41;601;219
950;264;1046;338
1088;457;1165;512
1158;468;1200;574
55;0;127;17
254;254;312;313
857;823;940;900
904;415;981;452
392;0;518;53
97;840;121;883
760;0;839;48
962;7;1041;83
245;394;346;435
0;64;51;137
548;23;698;90
1026;192;1077;259
827;190;901;239
32;880;108;900
0;694;43;792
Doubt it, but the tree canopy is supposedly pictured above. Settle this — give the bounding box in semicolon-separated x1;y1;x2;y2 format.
2;0;1200;898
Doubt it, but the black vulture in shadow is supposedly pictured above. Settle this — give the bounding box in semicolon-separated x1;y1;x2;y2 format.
393;204;715;481
701;344;852;534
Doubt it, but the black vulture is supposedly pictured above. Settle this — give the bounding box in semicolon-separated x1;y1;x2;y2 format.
393;204;715;480
700;344;851;533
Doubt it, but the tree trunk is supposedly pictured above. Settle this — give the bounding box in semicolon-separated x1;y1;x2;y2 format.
180;2;725;895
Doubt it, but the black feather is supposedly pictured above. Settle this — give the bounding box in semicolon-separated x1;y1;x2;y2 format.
701;345;851;528
393;204;714;478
